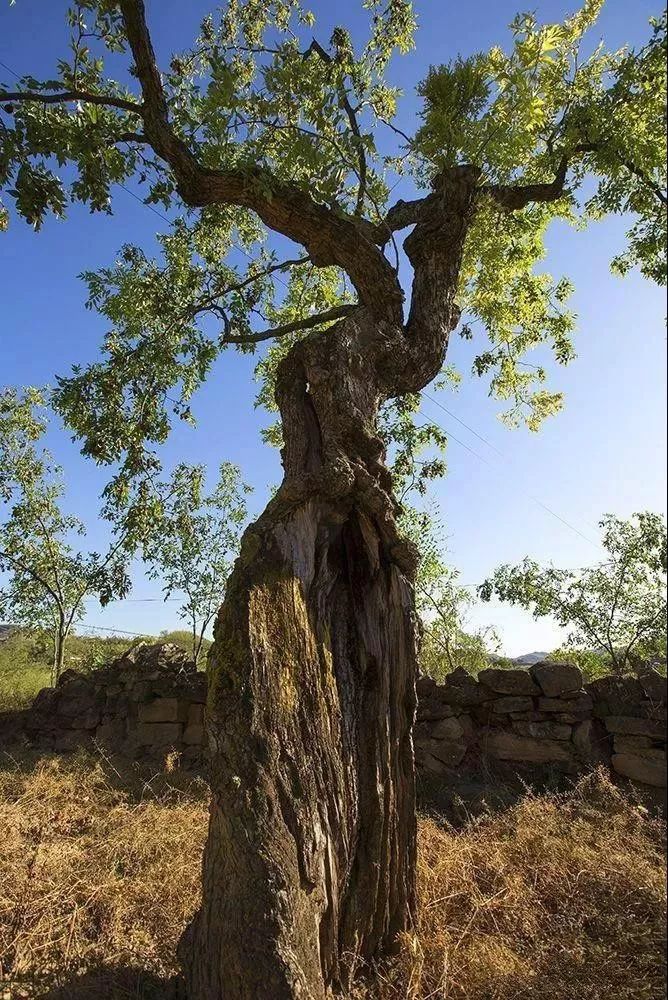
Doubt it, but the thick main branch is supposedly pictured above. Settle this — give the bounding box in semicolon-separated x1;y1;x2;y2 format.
117;0;403;321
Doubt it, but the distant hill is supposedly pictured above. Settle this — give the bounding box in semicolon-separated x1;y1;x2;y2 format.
512;651;550;666
488;650;550;667
0;624;17;643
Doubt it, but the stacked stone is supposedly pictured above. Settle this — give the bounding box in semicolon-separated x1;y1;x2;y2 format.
415;668;479;774
4;646;666;792
416;661;667;790
21;642;207;762
587;670;667;788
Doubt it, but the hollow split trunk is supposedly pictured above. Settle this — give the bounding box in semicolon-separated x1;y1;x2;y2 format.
179;168;478;999
179;311;421;999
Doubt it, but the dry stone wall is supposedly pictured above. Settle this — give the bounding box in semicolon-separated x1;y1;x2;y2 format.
416;662;667;789
6;643;208;766
1;644;666;791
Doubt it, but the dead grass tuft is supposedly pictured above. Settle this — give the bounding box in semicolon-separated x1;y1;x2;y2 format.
0;757;664;1000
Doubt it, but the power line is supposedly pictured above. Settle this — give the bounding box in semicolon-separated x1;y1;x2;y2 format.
418;395;603;551
415;416;494;468
417;402;601;549
421;390;505;458
109;595;182;602
0;58;20;80
75;623;154;638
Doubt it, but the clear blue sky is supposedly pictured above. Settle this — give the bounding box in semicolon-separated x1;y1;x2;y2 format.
1;0;666;654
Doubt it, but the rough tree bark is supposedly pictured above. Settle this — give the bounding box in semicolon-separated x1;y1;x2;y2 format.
179;316;419;999
178;171;479;999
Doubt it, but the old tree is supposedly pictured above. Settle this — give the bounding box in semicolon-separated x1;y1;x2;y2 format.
1;0;666;995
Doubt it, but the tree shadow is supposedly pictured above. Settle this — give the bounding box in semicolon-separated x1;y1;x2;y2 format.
416;759;580;826
19;965;180;1000
0;741;211;805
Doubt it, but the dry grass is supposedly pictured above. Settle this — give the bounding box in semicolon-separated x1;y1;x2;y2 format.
0;754;665;1000
0;751;208;999
357;771;666;1000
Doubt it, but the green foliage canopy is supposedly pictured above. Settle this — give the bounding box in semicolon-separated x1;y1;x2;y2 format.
0;0;665;515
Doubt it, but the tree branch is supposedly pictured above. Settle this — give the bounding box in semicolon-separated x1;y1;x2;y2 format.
0;549;62;608
367;196;430;245
483;144;667;211
482;155;571;210
304;40;368;216
0;88;143;116
187;256;310;322
117;0;402;320
220;304;358;345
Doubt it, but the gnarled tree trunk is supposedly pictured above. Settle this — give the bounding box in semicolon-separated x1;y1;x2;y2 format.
179;169;478;999
179;310;420;998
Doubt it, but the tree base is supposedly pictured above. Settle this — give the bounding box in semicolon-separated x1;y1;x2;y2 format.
179;495;418;999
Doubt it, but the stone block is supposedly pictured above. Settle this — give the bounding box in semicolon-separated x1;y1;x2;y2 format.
478;668;540;696
512;720;572;740
134;722;183;747
610;734;652;749
440;668;481;707
638;669;667;705
459;714;475;742
571;719;594;753
430;716;464;741
482;730;574;764
491;696;534;715
539;693;592;714
56;689;97;720
56;669;85;688
138;697;189;724
613;736;665;758
531;661;583;698
417;698;456;722
189;674;208;704
417;737;466;767
96;719;126;746
612;752;666;788
187;703;205;726
183;723;204;746
416;675;437;698
131;680;153;702
586;676;644;716
416;749;450;776
604;716;665;738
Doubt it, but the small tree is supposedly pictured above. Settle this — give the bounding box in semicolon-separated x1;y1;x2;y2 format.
479;512;667;675
143;462;251;666
0;388;130;682
402;506;498;680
